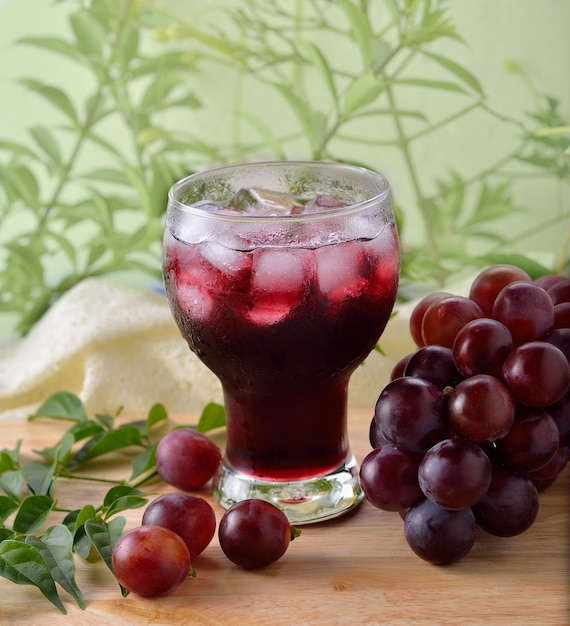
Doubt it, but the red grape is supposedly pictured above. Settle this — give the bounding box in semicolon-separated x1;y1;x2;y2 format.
494;406;559;473
218;499;298;569
447;374;515;443
359;445;423;512
548;278;570;305
112;525;191;597
390;352;413;380
548;392;570;446
452;318;513;378
492;281;554;345
469;264;531;316
502;341;570;407
155;428;222;491
527;445;569;481
409;291;451;347
142;493;216;560
404;499;477;565
369;417;389;449
472;465;539;537
403;344;462;390
534;274;566;290
543;328;570;363
374;377;448;453
418;438;491;510
552;302;570;331
421;296;483;348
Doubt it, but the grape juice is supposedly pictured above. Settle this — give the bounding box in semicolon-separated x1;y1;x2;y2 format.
164;222;399;481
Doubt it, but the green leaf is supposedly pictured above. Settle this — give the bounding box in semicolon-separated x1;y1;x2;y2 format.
298;40;338;107
30;391;88;423
147;403;168;432
338;0;372;70
0;164;41;210
272;82;318;152
19;35;87;65
69;505;97;560
394;77;467;94
118;24;139;68
26;525;85;609
0;471;23;502
0;496;18;523
140;70;180;110
130;443;157;480
67;425;144;467
343;73;385;117
423;51;484;95
0;451;17;473
81;167;131;186
84;516;126;590
462;181;521;229
0;540;67;614
13;495;54;534
104;494;148;519
70;10;105;59
29;126;62;164
197;402;226;433
18;79;78;124
238;112;286;159
20;462;55;498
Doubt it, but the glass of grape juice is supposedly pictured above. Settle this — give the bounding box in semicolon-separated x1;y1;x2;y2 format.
163;161;400;524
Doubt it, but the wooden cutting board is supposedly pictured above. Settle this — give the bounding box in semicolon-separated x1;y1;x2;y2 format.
0;408;568;626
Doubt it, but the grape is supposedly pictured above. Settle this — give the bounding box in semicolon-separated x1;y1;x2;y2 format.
452;318;513;378
359;445;423;512
494;406;559;473
469;264;531;316
527;445;569;481
447;374;515;443
369;417;389;449
421;296;483;348
404;499;477;565
218;499;299;569
142;493;216;560
374;377;448;453
548;392;570;446
390;352;413;381
502;341;570;407
548;278;570;305
534;274;566;291
403;344;462;390
472;465;539;537
418;438;491;510
111;525;191;597
492;281;554;345
552;303;570;331
409;291;451;347
543;328;570;363
155;428;222;491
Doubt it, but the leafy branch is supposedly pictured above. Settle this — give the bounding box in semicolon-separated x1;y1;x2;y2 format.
0;390;225;613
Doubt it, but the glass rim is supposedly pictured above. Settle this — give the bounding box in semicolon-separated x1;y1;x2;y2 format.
167;160;391;223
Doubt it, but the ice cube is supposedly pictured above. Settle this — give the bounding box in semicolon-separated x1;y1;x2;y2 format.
176;283;214;320
199;241;251;277
248;248;312;324
316;242;365;299
303;193;344;214
230;188;304;216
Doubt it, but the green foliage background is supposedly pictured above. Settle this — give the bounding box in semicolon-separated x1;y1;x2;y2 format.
0;0;569;338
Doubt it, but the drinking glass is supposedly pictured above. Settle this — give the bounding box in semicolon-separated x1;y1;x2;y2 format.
163;161;400;524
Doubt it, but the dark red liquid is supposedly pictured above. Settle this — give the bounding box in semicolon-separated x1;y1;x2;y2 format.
164;225;399;480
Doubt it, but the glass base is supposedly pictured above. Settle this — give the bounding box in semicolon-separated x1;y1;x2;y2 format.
213;454;364;525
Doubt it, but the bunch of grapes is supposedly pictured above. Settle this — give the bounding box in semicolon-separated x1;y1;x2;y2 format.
361;265;570;565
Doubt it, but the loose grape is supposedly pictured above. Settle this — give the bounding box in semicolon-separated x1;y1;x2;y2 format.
502;341;570;407
403;344;462;390
421;296;483;348
155;428;222;491
469;264;531;316
218;499;298;569
418;438;491;510
452;318;513;379
473;465;539;537
111;525;191;597
374;377;448;453
494;406;559;473
142;493;216;560
404;499;477;565
447;374;515;443
359;445;423;512
409;291;451;347
492;281;554;345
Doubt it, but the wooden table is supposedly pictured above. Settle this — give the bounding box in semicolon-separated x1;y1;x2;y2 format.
0;409;568;625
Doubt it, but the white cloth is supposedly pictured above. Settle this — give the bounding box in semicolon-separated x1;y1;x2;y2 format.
0;278;419;422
